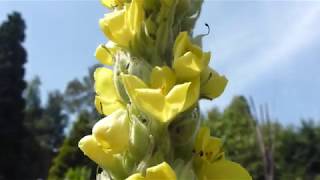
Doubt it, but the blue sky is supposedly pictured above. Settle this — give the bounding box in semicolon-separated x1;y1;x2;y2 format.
1;1;320;124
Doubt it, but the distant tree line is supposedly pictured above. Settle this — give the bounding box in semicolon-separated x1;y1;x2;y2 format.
203;96;320;180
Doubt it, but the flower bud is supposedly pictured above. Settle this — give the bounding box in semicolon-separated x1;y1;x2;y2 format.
114;52;131;103
92;109;130;154
128;114;150;161
128;57;152;84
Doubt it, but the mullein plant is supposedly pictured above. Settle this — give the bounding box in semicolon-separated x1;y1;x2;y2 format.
78;0;252;179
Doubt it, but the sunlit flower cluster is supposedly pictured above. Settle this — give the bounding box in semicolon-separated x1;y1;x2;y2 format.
78;0;251;179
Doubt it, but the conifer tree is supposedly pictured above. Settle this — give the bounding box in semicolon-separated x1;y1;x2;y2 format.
0;12;27;179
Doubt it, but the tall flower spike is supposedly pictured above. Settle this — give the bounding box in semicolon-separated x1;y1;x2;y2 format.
79;0;252;179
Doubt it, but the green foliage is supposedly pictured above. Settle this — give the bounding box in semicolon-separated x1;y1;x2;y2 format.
277;120;320;179
65;166;91;180
203;96;263;179
40;90;68;149
203;96;320;180
63;65;99;115
48;111;97;180
0;12;28;179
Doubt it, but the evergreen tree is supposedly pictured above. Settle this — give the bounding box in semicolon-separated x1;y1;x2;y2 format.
0;12;27;179
24;76;43;135
48;111;96;180
41;90;68;150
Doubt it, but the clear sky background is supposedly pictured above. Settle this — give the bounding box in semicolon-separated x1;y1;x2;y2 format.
1;1;320;124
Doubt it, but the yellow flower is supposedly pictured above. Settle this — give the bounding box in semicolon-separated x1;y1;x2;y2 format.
173;31;210;81
78;135;123;172
126;162;177;180
194;127;252;180
121;66;199;123
199;160;252;180
99;0;144;47
101;0;125;9
94;67;125;115
95;41;119;66
194;127;223;162
92;109;130;154
173;32;228;100
200;68;228;100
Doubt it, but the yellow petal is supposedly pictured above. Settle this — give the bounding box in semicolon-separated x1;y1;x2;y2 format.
205;137;223;161
173;52;202;81
99;10;132;47
94;95;124;115
126;174;144;180
201;160;252;180
126;162;177;180
94;67;123;115
173;32;211;81
173;31;189;59
200;68;228;100
126;0;144;34
150;66;176;94
101;0;125;9
94;67;117;100
194;127;211;153
95;41;118;65
121;74;148;100
183;77;200;111
145;162;177;180
92;109;129;153
134;88;165;122
165;82;190;120
78;135;117;170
